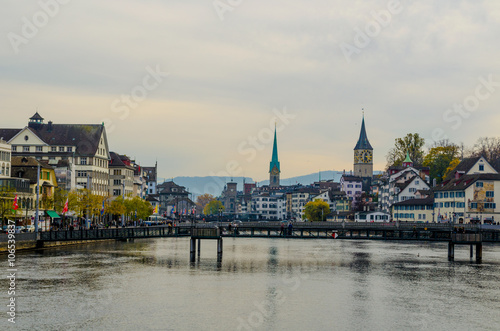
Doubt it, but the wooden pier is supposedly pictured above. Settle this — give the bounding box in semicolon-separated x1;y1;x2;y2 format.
449;233;483;262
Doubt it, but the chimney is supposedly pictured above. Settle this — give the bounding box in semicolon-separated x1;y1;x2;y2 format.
47;121;53;132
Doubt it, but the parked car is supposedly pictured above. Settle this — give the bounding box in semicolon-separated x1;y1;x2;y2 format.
26;225;35;232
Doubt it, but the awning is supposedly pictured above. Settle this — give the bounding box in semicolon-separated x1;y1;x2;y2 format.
46;210;61;218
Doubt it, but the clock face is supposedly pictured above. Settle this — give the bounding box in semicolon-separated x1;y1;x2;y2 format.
355;150;372;163
362;150;373;163
271;168;279;175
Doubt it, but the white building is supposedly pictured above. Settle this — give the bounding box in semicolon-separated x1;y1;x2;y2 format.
433;156;500;224
0;113;110;196
251;193;286;220
0;140;11;178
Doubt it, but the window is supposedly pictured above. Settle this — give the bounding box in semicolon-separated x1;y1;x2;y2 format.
450;192;455;198
113;189;121;196
470;202;478;209
80;157;87;165
485;203;496;209
36;146;43;152
67;147;72;152
479;165;484;171
12;146;17;152
415;180;420;185
51;147;57;152
114;179;121;185
486;191;494;198
23;146;30;152
476;182;483;187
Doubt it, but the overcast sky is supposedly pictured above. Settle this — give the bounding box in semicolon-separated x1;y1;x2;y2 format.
1;0;500;182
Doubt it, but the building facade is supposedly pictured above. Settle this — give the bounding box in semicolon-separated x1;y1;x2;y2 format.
0;113;110;196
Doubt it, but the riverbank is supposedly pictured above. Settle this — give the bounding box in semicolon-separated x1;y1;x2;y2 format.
0;232;113;253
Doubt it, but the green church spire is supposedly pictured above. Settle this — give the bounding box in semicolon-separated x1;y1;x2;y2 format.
269;125;280;173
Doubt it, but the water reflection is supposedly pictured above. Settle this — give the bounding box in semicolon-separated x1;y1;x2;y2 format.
8;238;500;331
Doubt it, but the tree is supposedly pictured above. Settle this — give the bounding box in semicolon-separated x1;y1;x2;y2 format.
196;193;215;213
444;158;461;179
423;142;460;184
468;137;500;163
204;200;224;215
386;133;425;168
0;186;16;227
303;199;330;222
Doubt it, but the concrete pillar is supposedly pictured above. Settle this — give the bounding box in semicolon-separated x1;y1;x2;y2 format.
470;245;474;259
448;242;454;261
190;238;196;263
476;243;482;263
197;239;201;258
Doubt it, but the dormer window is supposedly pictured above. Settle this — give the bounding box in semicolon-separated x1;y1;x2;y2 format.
479;165;484;171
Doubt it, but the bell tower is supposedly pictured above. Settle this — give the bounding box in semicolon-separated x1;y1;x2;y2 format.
353;113;373;179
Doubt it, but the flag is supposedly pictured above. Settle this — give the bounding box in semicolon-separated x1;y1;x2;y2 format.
332;232;338;239
170;207;174;214
12;195;18;211
100;200;105;216
153;205;158;214
62;198;69;214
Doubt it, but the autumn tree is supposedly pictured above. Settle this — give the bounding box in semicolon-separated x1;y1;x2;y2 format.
204;200;224;215
386;133;425;168
0;186;16;226
303;199;330;222
423;142;460;184
196;193;215;213
468;137;500;163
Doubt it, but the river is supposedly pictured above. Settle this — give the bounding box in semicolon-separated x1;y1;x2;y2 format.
2;238;500;330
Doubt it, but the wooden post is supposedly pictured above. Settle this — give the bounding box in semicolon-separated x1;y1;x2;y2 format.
470;245;473;259
217;238;223;262
476;243;482;263
448;242;454;261
190;238;196;263
197;239;201;258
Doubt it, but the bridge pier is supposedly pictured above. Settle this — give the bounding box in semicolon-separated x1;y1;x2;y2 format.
198;239;201;258
217;238;223;262
476;243;482;262
448;242;455;261
190;238;197;263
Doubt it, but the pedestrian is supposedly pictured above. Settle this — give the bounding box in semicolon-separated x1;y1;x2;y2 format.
280;223;285;236
288;222;293;236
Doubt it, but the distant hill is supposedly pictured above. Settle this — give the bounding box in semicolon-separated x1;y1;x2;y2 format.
160;171;345;199
257;171;344;186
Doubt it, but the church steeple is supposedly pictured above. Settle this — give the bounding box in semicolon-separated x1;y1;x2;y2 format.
353;113;373;181
269;125;280;188
354;114;373;151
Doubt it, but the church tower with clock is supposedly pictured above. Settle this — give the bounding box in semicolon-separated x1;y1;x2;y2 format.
269;125;281;189
353;114;373;180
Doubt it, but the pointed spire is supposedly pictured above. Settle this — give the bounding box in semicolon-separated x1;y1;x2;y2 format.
403;151;413;163
354;113;373;150
269;124;280;173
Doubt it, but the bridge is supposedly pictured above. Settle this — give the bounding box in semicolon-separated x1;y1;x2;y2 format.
36;222;500;262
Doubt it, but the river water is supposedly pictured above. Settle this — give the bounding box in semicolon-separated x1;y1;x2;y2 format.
2;238;500;331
